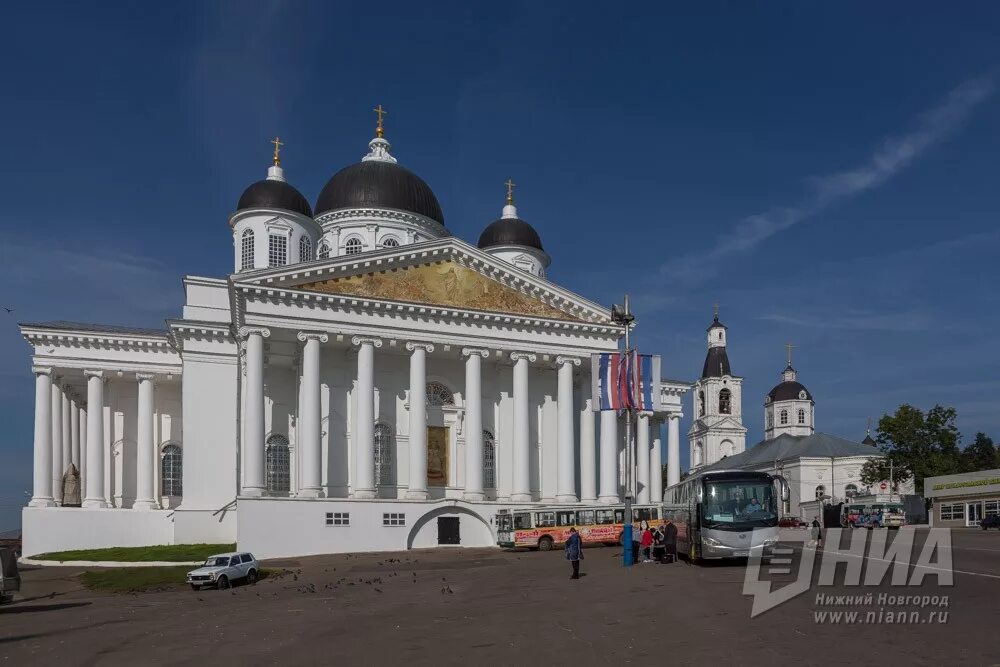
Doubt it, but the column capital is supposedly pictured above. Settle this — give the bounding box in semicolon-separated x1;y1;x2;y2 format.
555;355;582;367
462;347;489;359
297;331;329;343
668;412;684;421
136;372;157;382
84;369;107;381
405;341;435;354
237;325;271;339
32;366;53;377
351;335;383;348
510;351;537;363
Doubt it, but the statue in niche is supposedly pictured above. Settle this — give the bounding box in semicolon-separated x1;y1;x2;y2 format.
61;464;81;507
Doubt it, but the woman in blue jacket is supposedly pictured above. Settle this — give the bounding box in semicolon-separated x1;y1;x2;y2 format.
565;527;584;579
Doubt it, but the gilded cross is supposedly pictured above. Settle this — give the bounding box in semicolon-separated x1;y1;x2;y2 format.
505;178;516;205
713;302;720;318
786;342;795;366
270;136;284;166
373;104;387;138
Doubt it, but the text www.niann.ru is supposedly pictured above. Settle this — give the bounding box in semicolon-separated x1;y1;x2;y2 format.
813;610;950;624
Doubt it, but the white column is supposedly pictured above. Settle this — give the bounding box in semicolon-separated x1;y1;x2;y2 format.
30;367;55;507
83;370;108;508
636;413;650;504
579;387;597;503
61;391;71;479
556;356;580;503
405;342;434;500
134;373;157;510
510;352;535;502
598;410;619;503
79;407;87;501
463;348;489;501
50;379;64;503
239;326;270;497
352;336;382;499
70;398;80;468
650;418;663;502
667;414;681;488
297;332;328;498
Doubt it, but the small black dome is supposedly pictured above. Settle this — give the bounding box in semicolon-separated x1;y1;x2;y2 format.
315;161;444;224
768;380;813;403
707;314;727;331
237;179;313;217
701;346;732;378
862;433;877;446
478;217;544;251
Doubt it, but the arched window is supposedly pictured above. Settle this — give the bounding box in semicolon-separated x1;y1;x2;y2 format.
299;236;313;262
240;229;254;270
345;238;363;255
483;430;496;489
268;234;288;267
780;409;789;425
815;485;826;500
426;381;454;406
694;441;704;466
374;423;394;486
381;236;399;248
845;484;858;499
318;242;330;259
698;391;705;417
767;411;774;428
797;408;805;424
161;444;182;497
719;388;731;414
265;434;290;495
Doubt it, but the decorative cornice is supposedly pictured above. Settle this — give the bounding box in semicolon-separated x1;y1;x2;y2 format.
405;341;435;354
136;372;156;382
461;347;490;358
315;207;446;238
510;352;537;363
555;355;582;367
237;326;271;339
351;336;383;348
296;331;330;343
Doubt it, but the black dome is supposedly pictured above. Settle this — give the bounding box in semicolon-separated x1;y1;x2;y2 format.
477;217;544;251
237;179;313;217
701;346;732;378
315;161;444;224
768;380;813;403
862;433;877;446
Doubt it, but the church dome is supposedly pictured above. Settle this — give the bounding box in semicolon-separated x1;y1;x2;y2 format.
315;160;444;224
478;216;544;251
767;377;813;403
701;346;732;378
237;177;313;218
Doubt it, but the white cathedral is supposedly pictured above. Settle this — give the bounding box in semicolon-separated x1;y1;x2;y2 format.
20;115;690;559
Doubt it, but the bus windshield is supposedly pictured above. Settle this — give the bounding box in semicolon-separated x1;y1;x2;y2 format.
702;479;777;530
497;514;512;530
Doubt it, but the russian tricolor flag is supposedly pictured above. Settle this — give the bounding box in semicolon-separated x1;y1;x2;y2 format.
592;351;660;411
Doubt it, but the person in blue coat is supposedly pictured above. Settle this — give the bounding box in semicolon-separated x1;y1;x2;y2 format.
565;527;584;579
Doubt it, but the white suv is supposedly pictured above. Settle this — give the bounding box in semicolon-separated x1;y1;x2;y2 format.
186;552;259;590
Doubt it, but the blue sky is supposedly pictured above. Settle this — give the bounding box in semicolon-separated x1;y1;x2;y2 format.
2;2;999;530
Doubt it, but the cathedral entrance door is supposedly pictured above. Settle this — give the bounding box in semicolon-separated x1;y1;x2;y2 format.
437;517;460;545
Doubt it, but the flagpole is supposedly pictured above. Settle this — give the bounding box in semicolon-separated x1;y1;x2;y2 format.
622;294;634;568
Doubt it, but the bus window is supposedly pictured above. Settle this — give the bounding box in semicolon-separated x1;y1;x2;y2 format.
578;510;595;525
513;513;532;529
556;511;577;527
614;509;625;524
651;508;659;520
596;509;616;525
634;508;652;522
536;512;555;527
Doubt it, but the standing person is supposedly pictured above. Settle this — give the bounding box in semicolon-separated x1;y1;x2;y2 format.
652;525;665;563
641;524;654;563
811;516;823;548
663;519;678;563
631;522;642;565
565;527;583;579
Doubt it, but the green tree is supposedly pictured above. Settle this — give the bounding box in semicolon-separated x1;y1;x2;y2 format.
962;432;998;472
859;457;912;491
865;404;964;494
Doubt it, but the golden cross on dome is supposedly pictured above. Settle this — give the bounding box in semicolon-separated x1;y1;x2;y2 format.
373;104;387;138
786;342;795;366
505;178;516;205
270;136;284;166
713;302;720;318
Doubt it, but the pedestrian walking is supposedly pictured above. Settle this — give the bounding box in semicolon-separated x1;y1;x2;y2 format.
811;516;823;548
652;525;666;563
641;525;654;562
663;519;678;563
565;527;583;579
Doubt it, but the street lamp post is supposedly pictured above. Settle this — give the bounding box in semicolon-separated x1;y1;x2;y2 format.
612;295;637;567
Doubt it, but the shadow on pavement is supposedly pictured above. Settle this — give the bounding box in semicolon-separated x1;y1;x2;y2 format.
0;601;92;614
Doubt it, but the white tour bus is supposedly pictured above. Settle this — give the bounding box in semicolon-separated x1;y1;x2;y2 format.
663;469;789;561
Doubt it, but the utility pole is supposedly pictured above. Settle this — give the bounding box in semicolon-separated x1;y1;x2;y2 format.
611;294;636;567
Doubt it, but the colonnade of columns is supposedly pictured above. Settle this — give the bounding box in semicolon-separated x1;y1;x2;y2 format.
236;327;683;504
29;366;166;510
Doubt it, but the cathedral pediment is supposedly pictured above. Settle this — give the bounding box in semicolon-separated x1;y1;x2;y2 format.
245;238;611;323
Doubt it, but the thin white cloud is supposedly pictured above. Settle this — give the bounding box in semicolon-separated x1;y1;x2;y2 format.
660;75;995;284
755;310;932;332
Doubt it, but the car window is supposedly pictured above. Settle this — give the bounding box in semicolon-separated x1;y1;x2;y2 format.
229;557;239;566
241;554;252;564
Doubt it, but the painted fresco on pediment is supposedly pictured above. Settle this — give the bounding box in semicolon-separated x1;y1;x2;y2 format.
295;261;580;320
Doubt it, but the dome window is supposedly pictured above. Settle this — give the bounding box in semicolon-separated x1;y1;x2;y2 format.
268;234;288;267
797;408;806;424
780;409;789;425
318;241;330;259
240;229;254;271
299;236;313;262
345;238;363;255
382;236;399;248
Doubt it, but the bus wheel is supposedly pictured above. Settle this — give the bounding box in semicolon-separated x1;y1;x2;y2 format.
538;536;554;552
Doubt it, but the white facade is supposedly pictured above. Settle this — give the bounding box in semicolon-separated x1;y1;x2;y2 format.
688;317;747;470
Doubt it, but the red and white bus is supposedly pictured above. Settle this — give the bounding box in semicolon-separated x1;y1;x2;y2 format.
496;504;664;550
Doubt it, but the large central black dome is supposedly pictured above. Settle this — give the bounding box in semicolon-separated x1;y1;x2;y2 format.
314;161;444;224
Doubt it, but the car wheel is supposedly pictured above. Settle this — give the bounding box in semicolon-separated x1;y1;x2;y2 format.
538;536;554;552
247;569;258;585
190;584;200;591
217;575;230;590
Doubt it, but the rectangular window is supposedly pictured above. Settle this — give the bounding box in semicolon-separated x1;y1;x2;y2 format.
578;510;595;526
241;233;254;270
556;511;576;527
326;512;350;526
383;512;405;527
512;513;532;529
535;512;555;527
985;500;1000;518
268;234;288;267
613;509;625;524
595;509;616;525
940;503;964;521
240;554;252;563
